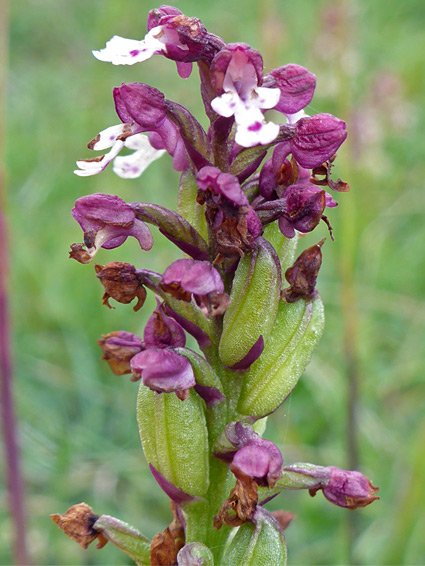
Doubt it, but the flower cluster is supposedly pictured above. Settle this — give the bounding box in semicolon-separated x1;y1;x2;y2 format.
53;6;378;566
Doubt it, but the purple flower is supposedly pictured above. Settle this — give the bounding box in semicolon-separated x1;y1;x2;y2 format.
161;259;230;316
263;64;316;115
214;422;283;488
69;194;153;264
277;113;347;169
256;182;337;239
210;44;280;147
196;166;262;258
282;464;379;510
320;467;380;510
144;299;186;349
114;83;188;172
130;347;195;399
93;7;224;79
98;331;144;375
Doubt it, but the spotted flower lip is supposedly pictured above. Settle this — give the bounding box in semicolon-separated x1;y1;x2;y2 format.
70;193;153;263
130;347;196;397
93;7;224;79
210;43;281;148
74;124;166;178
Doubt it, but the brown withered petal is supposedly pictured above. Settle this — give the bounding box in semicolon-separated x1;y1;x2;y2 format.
282;238;325;303
69;243;93;264
213;476;258;530
310;155;350;193
271;510;296;531
159;281;192;303
50;502;107;550
98;331;144;375
95;262;147;311
150;502;185;566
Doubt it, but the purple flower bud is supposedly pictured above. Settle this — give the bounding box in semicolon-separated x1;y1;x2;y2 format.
196;166;248;207
291;113;347;169
263;64;316;115
161;259;229;317
130;347;195;398
98;331;144;375
320;467;380;510
214;422;283;488
144;299;186;349
70;193;153;263
280;464;379;510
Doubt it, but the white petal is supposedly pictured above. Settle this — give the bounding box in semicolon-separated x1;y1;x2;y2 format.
92;30;165;66
90;124;126;151
235;120;279;147
211;91;239;118
74;139;125;177
252;86;281;110
285;109;308;124
113;139;165;179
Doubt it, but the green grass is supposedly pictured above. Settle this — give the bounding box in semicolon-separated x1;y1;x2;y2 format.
3;0;425;564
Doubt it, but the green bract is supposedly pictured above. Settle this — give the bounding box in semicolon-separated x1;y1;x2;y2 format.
221;510;287;566
137;386;209;497
238;293;325;417
219;238;281;367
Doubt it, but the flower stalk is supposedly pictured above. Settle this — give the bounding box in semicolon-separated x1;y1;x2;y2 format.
52;6;379;565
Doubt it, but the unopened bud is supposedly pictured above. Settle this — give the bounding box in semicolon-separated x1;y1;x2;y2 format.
98;331;144;375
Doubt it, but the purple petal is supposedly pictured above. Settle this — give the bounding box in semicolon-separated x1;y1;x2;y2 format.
265;64;316;114
149;463;196;504
162;259;224;295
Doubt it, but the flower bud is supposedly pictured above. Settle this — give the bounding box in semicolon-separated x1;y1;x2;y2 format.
144;300;186;349
219;238;281;368
221;507;287;566
137;386;209;498
238;292;324;417
177;542;214;566
131;348;195;399
95;262;147;311
98;331;144;375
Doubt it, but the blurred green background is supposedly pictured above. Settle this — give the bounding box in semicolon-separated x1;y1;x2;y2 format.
2;0;425;564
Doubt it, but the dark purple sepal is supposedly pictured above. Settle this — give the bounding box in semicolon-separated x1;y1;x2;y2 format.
130;202;210;261
264;64;316;114
291;114;347;169
147;6;183;30
130;348;195;395
144;299;186;349
162;303;212;349
228;335;264;371
113;83;167;129
149;463;198;505
194;384;225;406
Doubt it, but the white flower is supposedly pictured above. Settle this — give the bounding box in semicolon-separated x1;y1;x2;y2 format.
92;27;166;66
211;49;280;148
74;125;165;178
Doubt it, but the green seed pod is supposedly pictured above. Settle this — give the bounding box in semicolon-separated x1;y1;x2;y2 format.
93;515;151;566
219;238;281;367
221;508;287;566
137;386;209;497
238;293;324;417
